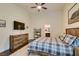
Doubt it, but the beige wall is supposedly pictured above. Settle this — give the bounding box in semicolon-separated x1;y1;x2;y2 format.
0;4;30;52
63;3;79;32
30;10;64;39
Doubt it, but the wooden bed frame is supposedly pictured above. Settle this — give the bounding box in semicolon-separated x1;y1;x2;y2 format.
66;28;79;56
66;28;79;37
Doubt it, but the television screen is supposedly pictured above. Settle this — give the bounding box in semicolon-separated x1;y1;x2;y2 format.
14;21;25;30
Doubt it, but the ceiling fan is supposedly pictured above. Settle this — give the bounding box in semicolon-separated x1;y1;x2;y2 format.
31;3;47;12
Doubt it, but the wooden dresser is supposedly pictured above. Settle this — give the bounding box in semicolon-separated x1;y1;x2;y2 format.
9;34;28;52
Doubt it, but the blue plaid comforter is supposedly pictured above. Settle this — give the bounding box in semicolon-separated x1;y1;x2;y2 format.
28;37;73;56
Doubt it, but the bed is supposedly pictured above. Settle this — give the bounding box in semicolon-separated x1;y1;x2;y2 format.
27;28;79;56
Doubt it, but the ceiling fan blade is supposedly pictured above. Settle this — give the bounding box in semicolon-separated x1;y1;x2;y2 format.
31;6;36;8
41;3;45;5
42;7;47;9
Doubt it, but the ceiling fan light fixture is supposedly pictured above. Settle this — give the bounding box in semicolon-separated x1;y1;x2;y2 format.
37;6;42;9
30;3;47;12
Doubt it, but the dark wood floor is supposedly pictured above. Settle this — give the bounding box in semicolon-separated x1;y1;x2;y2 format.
0;49;11;56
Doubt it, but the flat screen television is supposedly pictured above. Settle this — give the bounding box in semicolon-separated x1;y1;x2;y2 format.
14;21;25;30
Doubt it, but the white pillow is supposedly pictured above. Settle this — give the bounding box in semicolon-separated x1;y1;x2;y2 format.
59;34;66;41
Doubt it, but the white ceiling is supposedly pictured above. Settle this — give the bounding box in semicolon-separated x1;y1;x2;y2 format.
16;3;65;13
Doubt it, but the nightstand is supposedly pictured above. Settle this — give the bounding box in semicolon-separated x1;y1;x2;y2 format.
45;33;50;37
75;47;79;56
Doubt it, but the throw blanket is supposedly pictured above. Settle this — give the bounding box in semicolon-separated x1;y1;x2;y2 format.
28;37;73;56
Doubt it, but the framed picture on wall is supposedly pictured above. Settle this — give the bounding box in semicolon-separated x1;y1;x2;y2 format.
0;20;6;27
68;3;79;24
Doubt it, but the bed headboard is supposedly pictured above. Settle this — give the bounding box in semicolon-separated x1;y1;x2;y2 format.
66;28;79;37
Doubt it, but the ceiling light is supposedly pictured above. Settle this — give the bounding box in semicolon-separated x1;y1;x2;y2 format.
37;6;42;9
